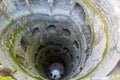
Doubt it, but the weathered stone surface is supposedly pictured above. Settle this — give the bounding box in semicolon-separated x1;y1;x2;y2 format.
0;0;120;80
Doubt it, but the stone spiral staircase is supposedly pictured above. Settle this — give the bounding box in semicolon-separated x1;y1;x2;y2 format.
0;0;120;80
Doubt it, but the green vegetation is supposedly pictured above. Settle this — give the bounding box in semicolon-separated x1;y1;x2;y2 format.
76;0;109;79
0;0;2;3
0;75;14;80
7;20;43;80
7;19;67;80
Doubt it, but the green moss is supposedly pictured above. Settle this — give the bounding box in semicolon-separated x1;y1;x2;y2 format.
115;69;120;75
12;66;17;70
0;0;2;3
76;0;109;80
77;3;95;54
7;24;43;80
72;70;83;78
87;17;95;54
6;18;68;80
0;75;14;80
117;78;120;80
111;68;120;77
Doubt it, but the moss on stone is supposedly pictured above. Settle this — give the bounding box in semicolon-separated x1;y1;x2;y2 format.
0;0;2;3
77;0;109;79
0;75;14;80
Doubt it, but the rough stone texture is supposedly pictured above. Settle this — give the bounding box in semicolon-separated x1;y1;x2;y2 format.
0;0;120;80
